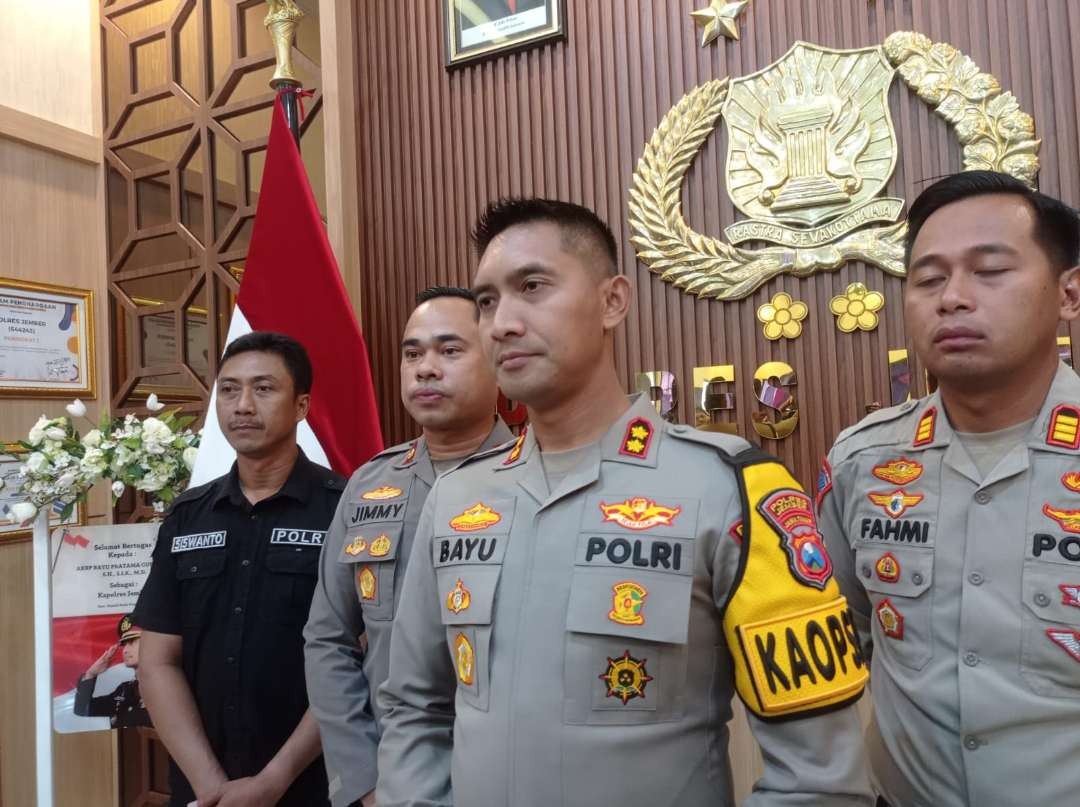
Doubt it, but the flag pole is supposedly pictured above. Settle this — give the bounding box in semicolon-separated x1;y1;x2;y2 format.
265;0;305;144
32;508;54;807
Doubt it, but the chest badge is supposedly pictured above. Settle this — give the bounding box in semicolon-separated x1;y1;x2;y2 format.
1043;503;1080;534
450;503;502;532
872;457;924;485
345;536;368;556
608;581;648;626
369;534;392;557
867;489;924;519
357;566;377;600
1062;472;1080;493
599;497;681;530
453;632;475;685
362;485;403;500
446;578;472;614
758;489;833;590
1060;584;1080;609
1047;628;1080;663
599;650;654;704
875;552;900;583
875;598;904;639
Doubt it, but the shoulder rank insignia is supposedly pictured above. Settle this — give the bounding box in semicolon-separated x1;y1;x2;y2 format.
1060;584;1080;609
1047;628;1080;663
1062;472;1080;493
454;632;475;685
1048;405;1080;449
1043;503;1080;534
400;442;418;466
815;458;832;510
345;536;368;556
369;534;392;557
875;552;900;583
450;503;502;532
503;428;527;465
913;407;936;447
357;565;376;600
599;497;681;530
876;598;904;639
619;417;654;458
362;485;403;500
598;650;653;704
446;578;472;614
758;489;833;590
867;489;924;519
608;581;647;625
873;457;923;485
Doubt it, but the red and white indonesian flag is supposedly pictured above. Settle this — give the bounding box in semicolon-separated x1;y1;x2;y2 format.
190;95;383;485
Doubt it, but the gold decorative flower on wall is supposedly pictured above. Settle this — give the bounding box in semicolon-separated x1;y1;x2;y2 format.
756;292;808;340
830;282;885;332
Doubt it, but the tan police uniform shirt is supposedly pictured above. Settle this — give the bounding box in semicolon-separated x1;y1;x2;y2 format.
818;362;1080;807
376;395;873;807
303;421;512;807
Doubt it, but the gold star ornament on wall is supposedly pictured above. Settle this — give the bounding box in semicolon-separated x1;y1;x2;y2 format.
691;0;749;46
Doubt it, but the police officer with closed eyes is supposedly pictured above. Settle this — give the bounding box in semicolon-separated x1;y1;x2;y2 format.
134;332;345;807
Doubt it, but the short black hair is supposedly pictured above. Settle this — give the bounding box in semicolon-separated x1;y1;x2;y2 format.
471;197;619;273
906;171;1080;272
415;286;475;306
218;331;313;395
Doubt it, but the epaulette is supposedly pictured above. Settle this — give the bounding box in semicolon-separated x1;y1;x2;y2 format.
367;439;418;461
664;423;754;460
830;398;923;461
322;474;346;491
453;435;521;472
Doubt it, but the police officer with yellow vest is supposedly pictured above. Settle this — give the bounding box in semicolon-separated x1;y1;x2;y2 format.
817;171;1080;807
303;287;510;807
376;199;873;806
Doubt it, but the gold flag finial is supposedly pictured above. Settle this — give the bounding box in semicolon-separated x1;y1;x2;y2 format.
265;0;304;86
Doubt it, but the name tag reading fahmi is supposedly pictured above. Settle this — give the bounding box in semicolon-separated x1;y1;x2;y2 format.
270;528;326;547
172;531;227;553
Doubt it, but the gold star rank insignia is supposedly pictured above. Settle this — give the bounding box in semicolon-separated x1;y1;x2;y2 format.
690;0;749;46
619;418;653;458
599;650;654;704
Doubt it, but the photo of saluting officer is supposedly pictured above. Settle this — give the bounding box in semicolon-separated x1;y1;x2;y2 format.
73;613;151;729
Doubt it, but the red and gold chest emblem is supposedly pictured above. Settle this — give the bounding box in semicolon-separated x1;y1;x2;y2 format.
608;581;648;626
454;632;475;685
357;565;376;601
599;497;681;530
1060;584;1080;609
872;457;924;485
1062;472;1080;493
450;503;502;532
867;489;924;519
758;489;833;590
361;485;402;501
598;650;654;704
1043;503;1080;534
446;578;472;614
876;598;904;639
875;552;900;583
344;536;367;556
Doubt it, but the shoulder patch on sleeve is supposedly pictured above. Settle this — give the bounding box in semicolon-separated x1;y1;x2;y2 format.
723;459;867;721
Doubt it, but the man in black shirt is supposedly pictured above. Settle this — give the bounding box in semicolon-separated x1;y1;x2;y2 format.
134;331;344;807
73;614;151;728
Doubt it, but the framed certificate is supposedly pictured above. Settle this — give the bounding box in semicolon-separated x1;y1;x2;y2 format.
0;446;84;543
0;278;95;398
444;0;565;66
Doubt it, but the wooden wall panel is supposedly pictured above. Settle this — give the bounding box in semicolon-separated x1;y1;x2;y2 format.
352;0;1080;495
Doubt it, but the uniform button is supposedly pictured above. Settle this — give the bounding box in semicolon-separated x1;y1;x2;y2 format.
968;572;984;586
963;652;979;667
963;735;981;751
189;565;198;573
861;564;872;578
233;606;243;615
227;656;235;664
1035;592;1051;607
250;514;256;521
912;572;925;585
974;491;991;505
672;425;688;433
241;559;251;567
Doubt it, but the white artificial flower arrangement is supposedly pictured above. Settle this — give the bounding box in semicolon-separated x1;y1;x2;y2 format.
8;397;201;524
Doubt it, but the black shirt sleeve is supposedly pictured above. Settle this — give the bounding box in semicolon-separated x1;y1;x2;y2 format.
73;676;114;719
132;511;183;635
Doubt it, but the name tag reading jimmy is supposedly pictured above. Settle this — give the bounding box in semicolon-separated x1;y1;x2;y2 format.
270;528;326;547
171;531;227;553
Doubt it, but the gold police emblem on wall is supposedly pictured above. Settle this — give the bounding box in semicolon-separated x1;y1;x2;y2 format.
628;33;1040;300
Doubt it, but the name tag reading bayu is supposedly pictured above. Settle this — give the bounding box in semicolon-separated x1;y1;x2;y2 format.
171;531;227;553
270;528;326;547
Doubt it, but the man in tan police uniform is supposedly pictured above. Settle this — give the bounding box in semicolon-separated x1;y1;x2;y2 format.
818;171;1080;807
376;199;873;806
304;287;510;807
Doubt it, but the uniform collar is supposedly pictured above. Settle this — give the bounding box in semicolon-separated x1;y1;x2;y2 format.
212;448;318;509
396;418;515;484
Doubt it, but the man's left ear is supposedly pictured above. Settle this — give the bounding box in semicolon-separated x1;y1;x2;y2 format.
601;275;633;331
295;393;312;421
1060;266;1080;321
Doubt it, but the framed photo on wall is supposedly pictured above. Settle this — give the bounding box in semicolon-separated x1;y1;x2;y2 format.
444;0;566;66
0;278;95;398
0;446;84;542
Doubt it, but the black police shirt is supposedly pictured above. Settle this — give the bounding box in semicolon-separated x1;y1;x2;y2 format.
134;449;345;807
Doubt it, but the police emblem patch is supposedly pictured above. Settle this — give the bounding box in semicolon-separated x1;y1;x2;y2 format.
875;552;900;583
1060;584;1080;609
454;632;475;685
1062;472;1080;493
608;581;648;626
369;534;392;557
876;598;904;639
1042;503;1080;534
913;408;936;447
619;418;653;458
867;489;924;519
598;650;654;704
362;485;403;500
344;536;368;556
450;503;502;532
815;457;833;510
872;457;924;485
758;489;833;590
446;578;472;614
598;497;681;530
357;566;376;600
1047;628;1080;663
1047;405;1080;449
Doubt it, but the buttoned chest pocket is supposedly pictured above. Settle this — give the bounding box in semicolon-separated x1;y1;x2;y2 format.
855;544;934;671
261;531;323;625
1020;561;1080;698
175;549;226;627
338;524;405;622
